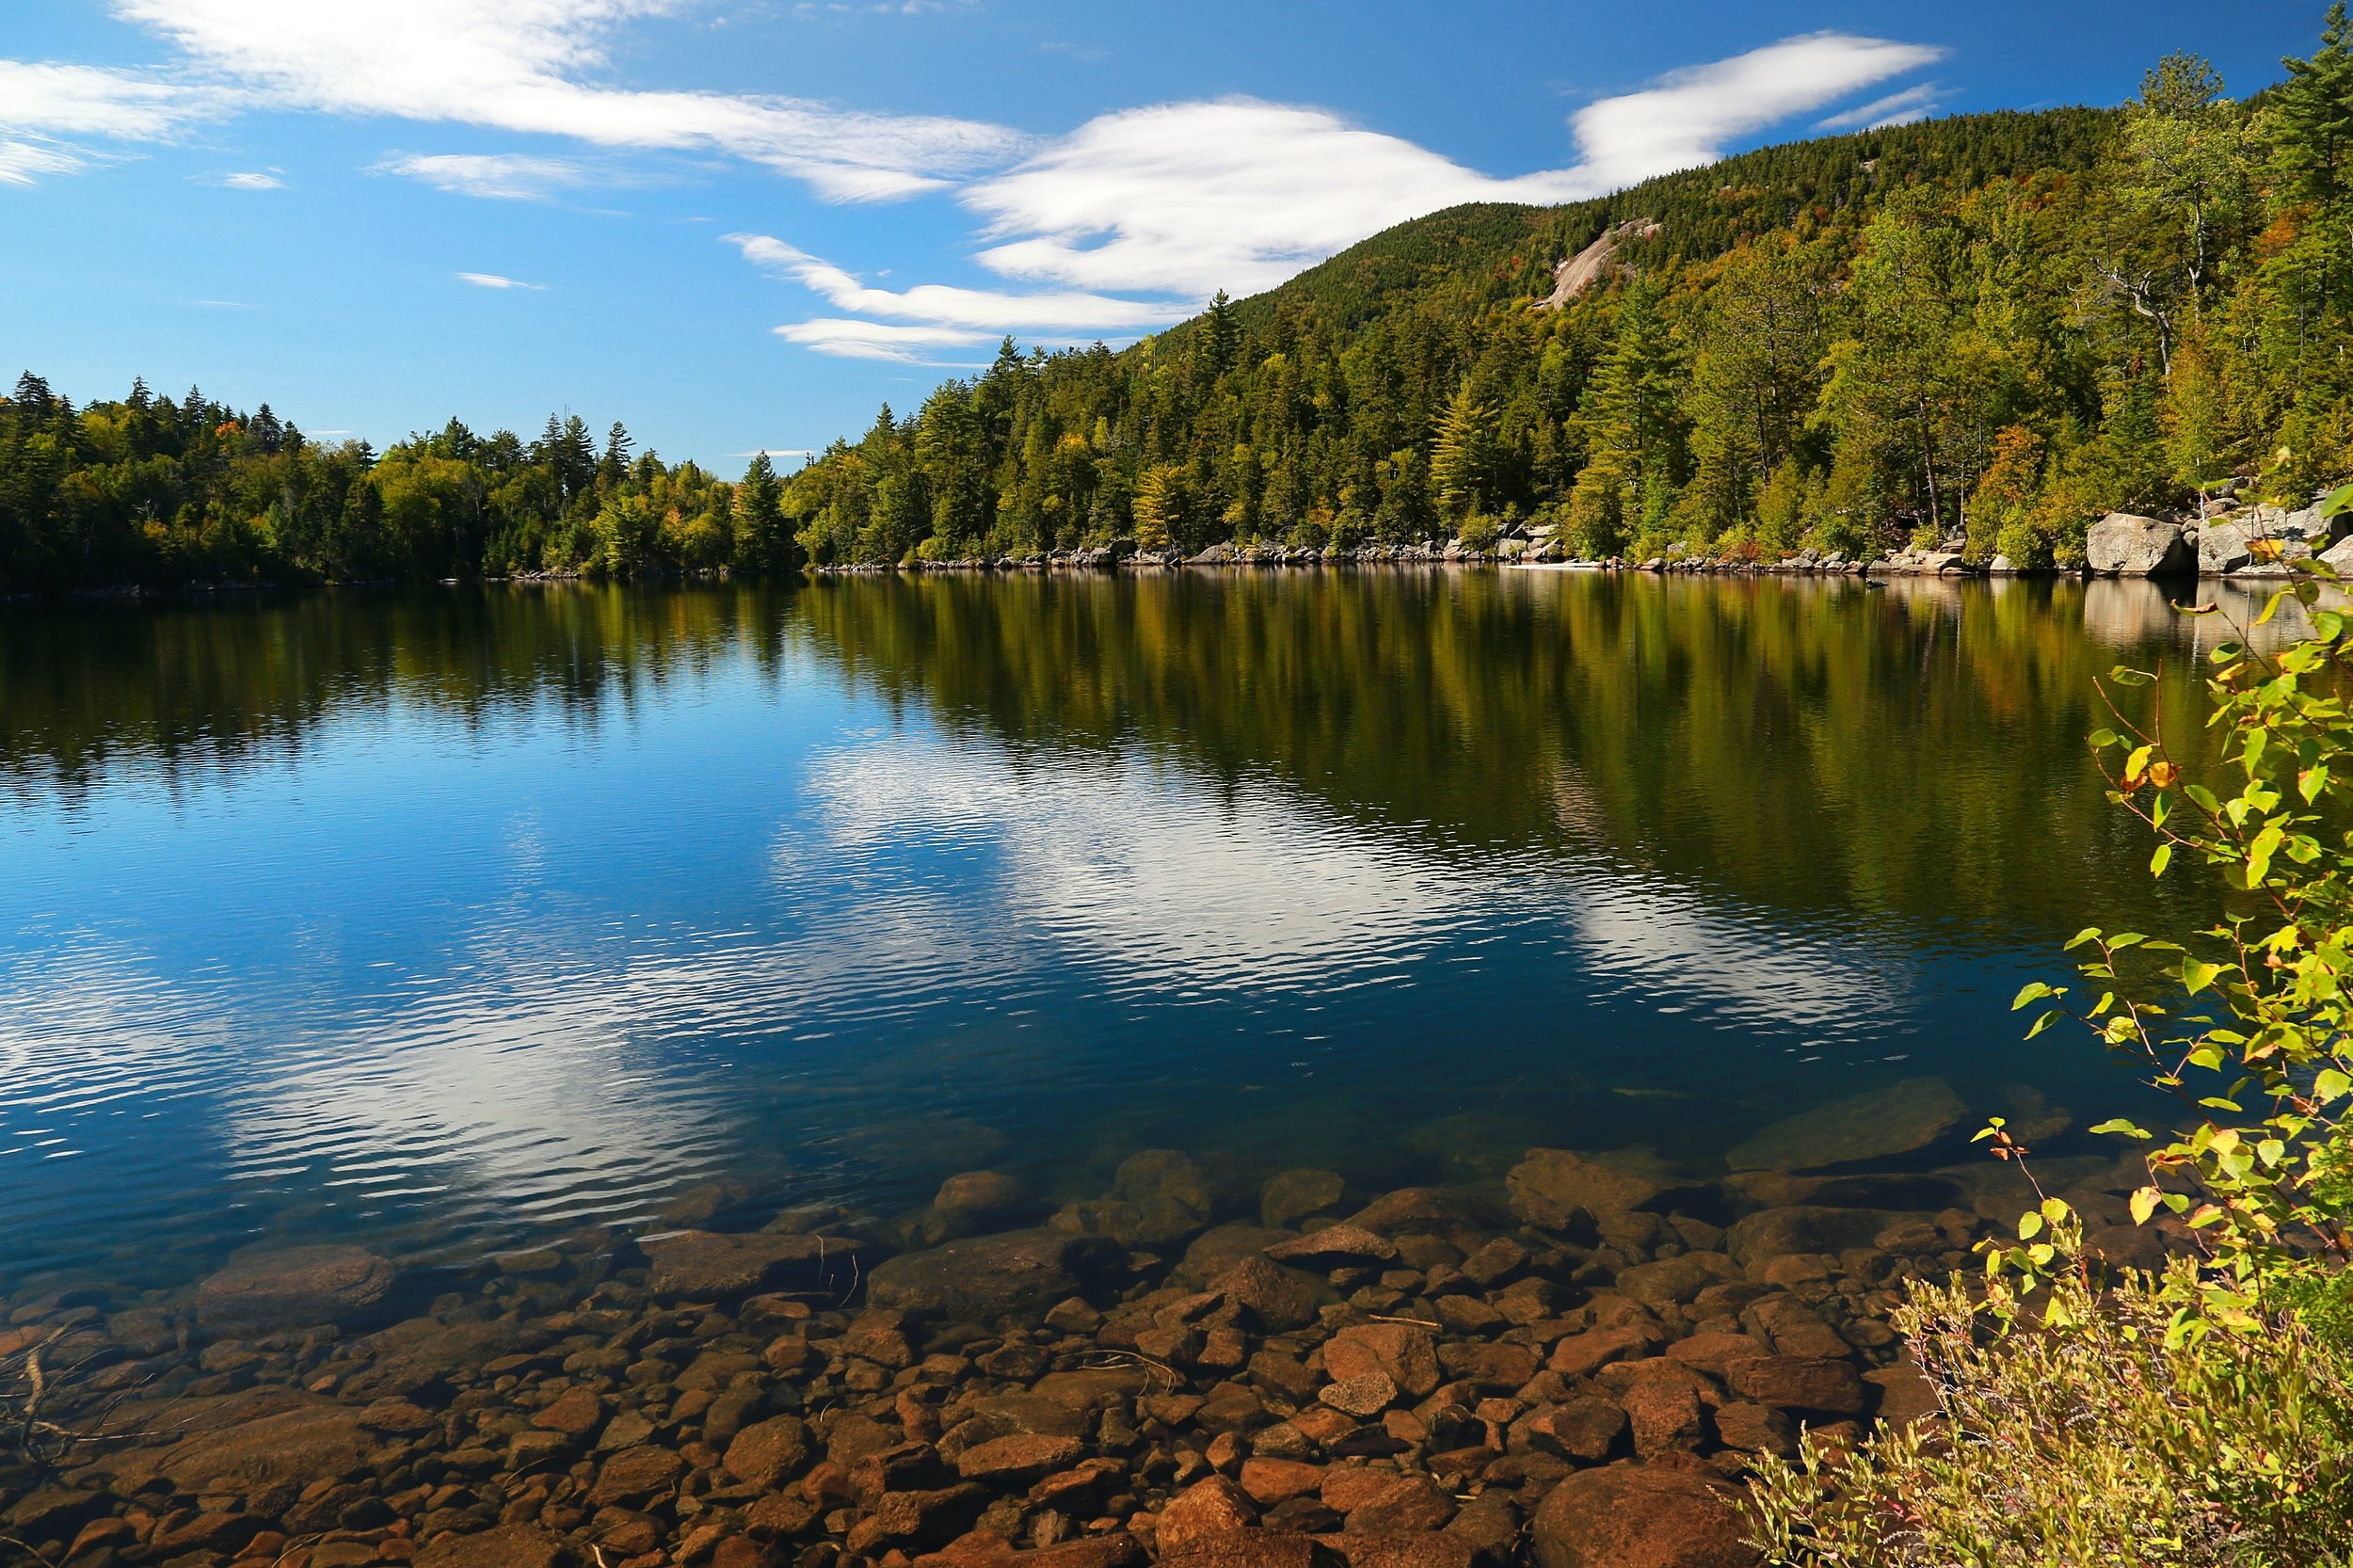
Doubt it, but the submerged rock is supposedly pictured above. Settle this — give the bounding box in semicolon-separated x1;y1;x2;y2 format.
1529;1463;1761;1568
1725;1078;1965;1172
1259;1169;1348;1229
196;1244;395;1330
1506;1150;1673;1231
866;1227;1127;1319
639;1229;870;1298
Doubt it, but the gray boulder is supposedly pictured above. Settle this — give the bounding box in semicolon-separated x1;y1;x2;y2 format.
2245;501;2347;546
2086;513;2191;576
2324;534;2353;576
2199;520;2256;574
2202;501;2349;575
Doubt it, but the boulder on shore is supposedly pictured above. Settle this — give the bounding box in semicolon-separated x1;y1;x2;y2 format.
2086;513;2191;576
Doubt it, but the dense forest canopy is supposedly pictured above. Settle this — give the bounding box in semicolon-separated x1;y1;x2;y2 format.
8;12;2353;590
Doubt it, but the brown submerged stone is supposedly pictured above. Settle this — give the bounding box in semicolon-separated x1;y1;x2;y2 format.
867;1228;1128;1320
1529;1463;1761;1568
196;1243;395;1330
1159;1476;1261;1551
415;1524;574;1568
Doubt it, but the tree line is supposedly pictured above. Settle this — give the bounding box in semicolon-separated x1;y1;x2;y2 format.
0;386;799;591
8;11;2353;590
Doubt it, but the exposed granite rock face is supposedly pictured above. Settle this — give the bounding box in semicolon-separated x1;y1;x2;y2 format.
2086;513;2191;576
1725;1078;1966;1172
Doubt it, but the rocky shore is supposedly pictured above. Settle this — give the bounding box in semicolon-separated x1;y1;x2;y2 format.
0;1080;2186;1568
807;483;2350;582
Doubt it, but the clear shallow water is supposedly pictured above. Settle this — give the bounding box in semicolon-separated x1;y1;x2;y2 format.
0;569;2260;1299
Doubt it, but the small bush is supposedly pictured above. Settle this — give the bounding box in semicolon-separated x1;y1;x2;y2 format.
1457;513;1502;552
1750;1263;2353;1566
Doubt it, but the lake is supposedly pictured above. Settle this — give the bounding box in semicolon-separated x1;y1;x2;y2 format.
0;567;2262;1563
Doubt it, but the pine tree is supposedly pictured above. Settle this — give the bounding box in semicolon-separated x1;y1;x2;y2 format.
1202;291;1241;377
735;453;787;570
2281;4;2353;211
1430;380;1495;520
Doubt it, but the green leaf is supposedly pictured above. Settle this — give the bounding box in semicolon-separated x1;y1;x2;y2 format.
2316;1068;2352;1103
2109;665;2155;687
2088;1118;2153;1140
2011;982;2056;1010
2017;1209;2044;1240
2130;1187;2162;1224
2152;842;2173;876
2064;927;2103;951
2182;957;2223;993
2321;480;2353;518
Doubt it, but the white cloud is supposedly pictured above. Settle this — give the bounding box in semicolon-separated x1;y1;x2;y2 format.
727;232;1180;333
963;100;1543;298
202;168;282;188
1565;33;1944;192
952;35;1943;301
773;318;992;363
377;152;592;200
111;0;1024;200
1816;83;1945;132
0;59;220;183
0;141;88;185
456;271;546;289
0;59;205;140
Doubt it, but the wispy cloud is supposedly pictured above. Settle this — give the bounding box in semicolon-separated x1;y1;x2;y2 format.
376;152;592;201
773;318;993;364
109;0;1025;200
0;58;222;183
0;141;87;185
1816;83;1945;132
1562;33;1945;192
200;168;282;188
456;271;545;290
727;232;1179;333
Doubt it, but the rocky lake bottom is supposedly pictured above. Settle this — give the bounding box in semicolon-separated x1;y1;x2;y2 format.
0;1072;2188;1568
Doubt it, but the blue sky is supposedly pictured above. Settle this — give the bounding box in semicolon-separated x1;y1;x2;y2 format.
0;1;2329;471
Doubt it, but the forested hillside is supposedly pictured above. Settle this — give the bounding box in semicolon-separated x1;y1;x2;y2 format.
787;13;2353;569
7;11;2353;589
